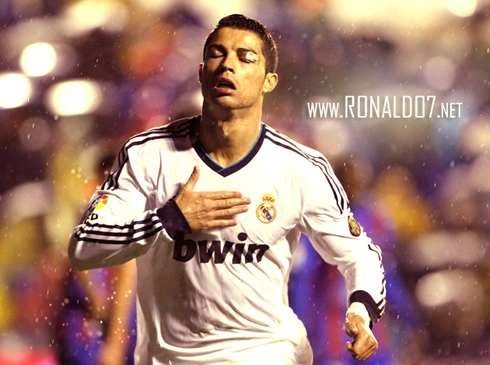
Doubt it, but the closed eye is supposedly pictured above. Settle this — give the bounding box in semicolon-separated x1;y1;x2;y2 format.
238;49;259;63
206;45;225;60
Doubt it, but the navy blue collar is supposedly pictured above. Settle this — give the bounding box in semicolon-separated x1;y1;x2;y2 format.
193;121;266;177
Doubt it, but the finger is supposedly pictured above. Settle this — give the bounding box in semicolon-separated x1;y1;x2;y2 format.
347;340;362;360
204;219;239;228
346;341;364;361
358;338;378;361
209;206;249;218
211;197;251;209
352;332;369;356
184;166;200;191
353;327;378;361
206;191;244;200
346;341;356;357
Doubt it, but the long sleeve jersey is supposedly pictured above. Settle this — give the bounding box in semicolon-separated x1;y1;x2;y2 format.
69;116;386;364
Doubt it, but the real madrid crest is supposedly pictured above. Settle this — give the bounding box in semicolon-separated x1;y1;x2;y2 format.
348;216;361;237
256;194;277;224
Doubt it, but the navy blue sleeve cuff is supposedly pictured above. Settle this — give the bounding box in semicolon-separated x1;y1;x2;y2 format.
156;199;191;240
349;290;382;328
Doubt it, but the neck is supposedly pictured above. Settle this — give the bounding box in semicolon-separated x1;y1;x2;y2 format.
198;104;262;168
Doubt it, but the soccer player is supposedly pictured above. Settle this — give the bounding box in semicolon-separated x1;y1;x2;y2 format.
69;14;385;364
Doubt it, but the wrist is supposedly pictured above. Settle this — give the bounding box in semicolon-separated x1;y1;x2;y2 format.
346;302;371;326
156;199;191;239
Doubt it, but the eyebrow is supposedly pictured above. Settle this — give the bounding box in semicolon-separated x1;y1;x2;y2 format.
207;44;225;52
206;44;259;57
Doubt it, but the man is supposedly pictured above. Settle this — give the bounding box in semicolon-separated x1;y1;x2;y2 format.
69;14;385;364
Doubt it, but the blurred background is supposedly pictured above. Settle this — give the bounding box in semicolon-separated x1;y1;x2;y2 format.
0;0;489;364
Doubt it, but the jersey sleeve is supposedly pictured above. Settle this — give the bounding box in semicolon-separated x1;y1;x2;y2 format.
298;159;386;324
68;143;189;271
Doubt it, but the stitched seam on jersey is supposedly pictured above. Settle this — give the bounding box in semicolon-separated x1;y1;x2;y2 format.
264;133;346;214
264;127;349;213
102;119;193;190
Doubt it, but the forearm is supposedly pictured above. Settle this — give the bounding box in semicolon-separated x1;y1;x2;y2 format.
105;260;137;346
340;243;386;324
69;210;169;270
309;231;386;323
69;198;191;270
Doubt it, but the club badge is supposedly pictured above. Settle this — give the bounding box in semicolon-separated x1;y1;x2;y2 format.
256;194;277;224
348;216;361;237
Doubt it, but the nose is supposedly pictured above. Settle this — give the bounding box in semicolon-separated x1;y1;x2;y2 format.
219;53;237;73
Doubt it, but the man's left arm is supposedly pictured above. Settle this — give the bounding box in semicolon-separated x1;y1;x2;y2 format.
305;215;386;360
298;162;386;361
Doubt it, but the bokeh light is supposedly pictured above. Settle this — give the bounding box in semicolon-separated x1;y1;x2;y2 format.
423;56;456;91
446;0;478;17
45;80;102;116
61;0;129;36
20;42;57;77
0;73;32;109
17;117;52;152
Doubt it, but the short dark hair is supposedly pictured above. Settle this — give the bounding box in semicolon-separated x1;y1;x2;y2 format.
203;14;278;74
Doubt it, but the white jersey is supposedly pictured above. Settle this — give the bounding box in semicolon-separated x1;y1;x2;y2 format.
69;116;386;364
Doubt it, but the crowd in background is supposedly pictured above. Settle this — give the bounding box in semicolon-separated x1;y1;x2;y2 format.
0;0;489;364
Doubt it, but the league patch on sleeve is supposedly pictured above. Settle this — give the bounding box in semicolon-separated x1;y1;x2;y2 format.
348;216;361;237
81;194;109;223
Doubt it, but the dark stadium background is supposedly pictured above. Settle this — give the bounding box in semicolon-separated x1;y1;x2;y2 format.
0;0;488;364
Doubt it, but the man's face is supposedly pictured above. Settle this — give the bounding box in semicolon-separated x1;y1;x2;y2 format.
199;27;277;112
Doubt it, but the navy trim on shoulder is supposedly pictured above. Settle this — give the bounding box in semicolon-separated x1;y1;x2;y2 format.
102;117;197;190
264;126;349;214
194;124;266;177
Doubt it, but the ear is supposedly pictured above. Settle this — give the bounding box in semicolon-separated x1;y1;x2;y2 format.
262;72;278;94
198;63;203;84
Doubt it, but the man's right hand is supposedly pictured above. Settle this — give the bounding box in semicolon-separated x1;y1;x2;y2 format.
175;166;251;231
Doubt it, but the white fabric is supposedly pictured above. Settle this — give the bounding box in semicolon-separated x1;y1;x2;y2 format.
69;117;385;364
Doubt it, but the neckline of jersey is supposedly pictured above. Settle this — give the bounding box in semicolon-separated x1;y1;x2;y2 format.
193;119;266;177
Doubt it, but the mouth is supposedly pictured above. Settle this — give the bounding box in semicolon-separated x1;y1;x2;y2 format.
214;78;236;93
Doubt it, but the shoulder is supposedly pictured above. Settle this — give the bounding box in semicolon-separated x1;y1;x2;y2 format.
123;116;196;155
263;124;329;170
263;124;349;213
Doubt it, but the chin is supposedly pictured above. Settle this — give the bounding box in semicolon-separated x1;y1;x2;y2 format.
210;97;240;110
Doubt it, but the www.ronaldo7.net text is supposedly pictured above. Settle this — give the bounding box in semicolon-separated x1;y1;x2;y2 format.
307;96;463;120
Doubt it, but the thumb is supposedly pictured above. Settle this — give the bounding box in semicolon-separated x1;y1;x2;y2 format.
184;166;200;191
